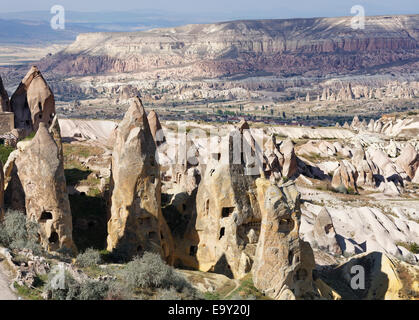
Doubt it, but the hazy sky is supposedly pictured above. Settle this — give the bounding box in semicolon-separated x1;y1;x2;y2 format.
1;0;418;18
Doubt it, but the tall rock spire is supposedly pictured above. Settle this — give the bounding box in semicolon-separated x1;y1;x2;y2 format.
107;97;174;262
14;122;75;253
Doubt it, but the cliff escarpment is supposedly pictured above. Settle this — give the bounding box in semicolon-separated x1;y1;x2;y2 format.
38;15;419;78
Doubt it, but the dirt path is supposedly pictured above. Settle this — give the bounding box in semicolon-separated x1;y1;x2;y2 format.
0;262;17;300
224;279;241;299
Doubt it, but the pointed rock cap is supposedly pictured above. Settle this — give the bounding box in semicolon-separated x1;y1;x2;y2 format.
22;66;42;88
237;119;250;132
123;96;147;124
351;115;360;126
280;138;295;155
315;207;334;229
147;110;163;143
117;96;152;144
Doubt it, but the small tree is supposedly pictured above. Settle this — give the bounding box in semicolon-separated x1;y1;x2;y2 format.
0;210;43;255
76;248;102;268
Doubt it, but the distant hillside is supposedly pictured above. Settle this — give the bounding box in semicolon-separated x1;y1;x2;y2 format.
37;14;419;78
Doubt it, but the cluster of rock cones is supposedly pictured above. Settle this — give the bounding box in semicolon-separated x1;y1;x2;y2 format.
3;66;418;300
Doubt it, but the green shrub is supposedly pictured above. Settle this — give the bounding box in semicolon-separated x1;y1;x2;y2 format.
78;280;109;300
106;280;133;300
0;145;14;165
76;248;102;267
156;288;181;300
120;252;194;294
409;242;419;254
0;210;43;255
45;269;110;300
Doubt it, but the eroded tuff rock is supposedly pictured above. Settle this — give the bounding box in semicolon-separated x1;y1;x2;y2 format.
263;136;298;182
195;125;261;278
352;147;377;188
252;179;319;300
331;160;358;193
107;97;174;262
263;135;284;182
279;139;298;179
14;123;75;252
0;75;10;112
147;110;165;146
313;208;341;255
10;66;55;133
395;143;419;180
39;15;419;79
368;149;407;186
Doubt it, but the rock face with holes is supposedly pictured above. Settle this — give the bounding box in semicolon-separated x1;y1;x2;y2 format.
195;125;261;279
10;66;55;133
13;122;75;253
0;75;10;112
252;179;319;300
106;97;174;262
313;207;342;255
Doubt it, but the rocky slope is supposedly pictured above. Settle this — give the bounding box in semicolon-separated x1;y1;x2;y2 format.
38;15;419;78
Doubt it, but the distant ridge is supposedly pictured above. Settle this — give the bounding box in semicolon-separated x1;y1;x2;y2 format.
36;14;418;78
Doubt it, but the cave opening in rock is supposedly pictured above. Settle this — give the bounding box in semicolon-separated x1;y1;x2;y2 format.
288;250;293;265
205;199;210;214
48;232;59;244
278;218;294;232
189;246;197;256
324;224;333;234
40;211;53;222
221;207;235;218
219;227;225;240
212;153;221;161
